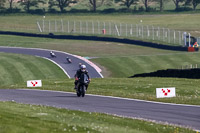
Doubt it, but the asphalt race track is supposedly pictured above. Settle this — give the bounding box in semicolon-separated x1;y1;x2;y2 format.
0;89;199;131
0;46;103;78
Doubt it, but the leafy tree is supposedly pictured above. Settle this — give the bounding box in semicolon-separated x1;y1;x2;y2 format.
117;0;139;9
185;0;200;10
153;0;170;12
49;0;78;13
18;0;46;13
88;0;105;12
141;0;153;12
172;0;186;10
0;0;6;10
7;0;14;11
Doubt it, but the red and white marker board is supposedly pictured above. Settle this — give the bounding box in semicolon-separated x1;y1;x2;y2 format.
27;80;42;87
156;87;176;98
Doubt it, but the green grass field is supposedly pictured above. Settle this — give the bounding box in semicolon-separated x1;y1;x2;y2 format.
0;102;194;133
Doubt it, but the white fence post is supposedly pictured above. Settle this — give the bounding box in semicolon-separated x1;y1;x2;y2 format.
168;29;170;43
49;20;51;32
43;19;45;32
109;22;111;35
61;19;64;32
152;26;154;40
126;24;128;37
189;33;191;46
158;27;160;40
37;21;42;32
174;30;176;44
130;24;133;36
55;20;57;32
142;25;143;38
120;23;122;36
67;21;69;33
163;28;165;41
115;24;120;36
86;21;88;34
179;31;181;45
80;21;82;33
92;21;94;34
98;21;100;34
73;21;76;33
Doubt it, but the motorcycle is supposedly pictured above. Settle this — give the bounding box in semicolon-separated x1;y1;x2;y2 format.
66;57;72;63
50;52;56;58
76;73;89;97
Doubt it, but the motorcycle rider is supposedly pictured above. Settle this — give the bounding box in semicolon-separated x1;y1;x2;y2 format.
50;51;56;57
66;57;72;63
74;64;90;90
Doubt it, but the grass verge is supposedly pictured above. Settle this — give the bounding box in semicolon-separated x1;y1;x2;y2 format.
0;101;195;133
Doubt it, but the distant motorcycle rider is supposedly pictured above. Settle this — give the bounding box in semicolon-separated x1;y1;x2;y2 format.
50;51;56;57
74;64;90;90
66;57;72;63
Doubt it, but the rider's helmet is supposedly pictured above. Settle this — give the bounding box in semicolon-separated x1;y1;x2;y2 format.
81;65;86;72
66;57;69;59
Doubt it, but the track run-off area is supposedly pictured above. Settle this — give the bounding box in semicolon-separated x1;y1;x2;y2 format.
0;46;200;131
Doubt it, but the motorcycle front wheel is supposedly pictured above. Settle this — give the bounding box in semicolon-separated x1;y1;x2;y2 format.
81;85;86;97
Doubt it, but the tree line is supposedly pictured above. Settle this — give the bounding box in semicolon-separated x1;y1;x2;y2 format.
0;0;200;13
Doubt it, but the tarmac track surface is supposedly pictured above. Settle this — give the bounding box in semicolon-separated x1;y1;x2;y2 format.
0;89;200;131
0;46;103;78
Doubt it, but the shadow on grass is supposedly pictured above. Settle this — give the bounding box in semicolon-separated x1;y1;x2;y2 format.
130;68;200;79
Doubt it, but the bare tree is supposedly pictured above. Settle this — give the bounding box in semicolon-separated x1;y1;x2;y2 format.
89;0;105;12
